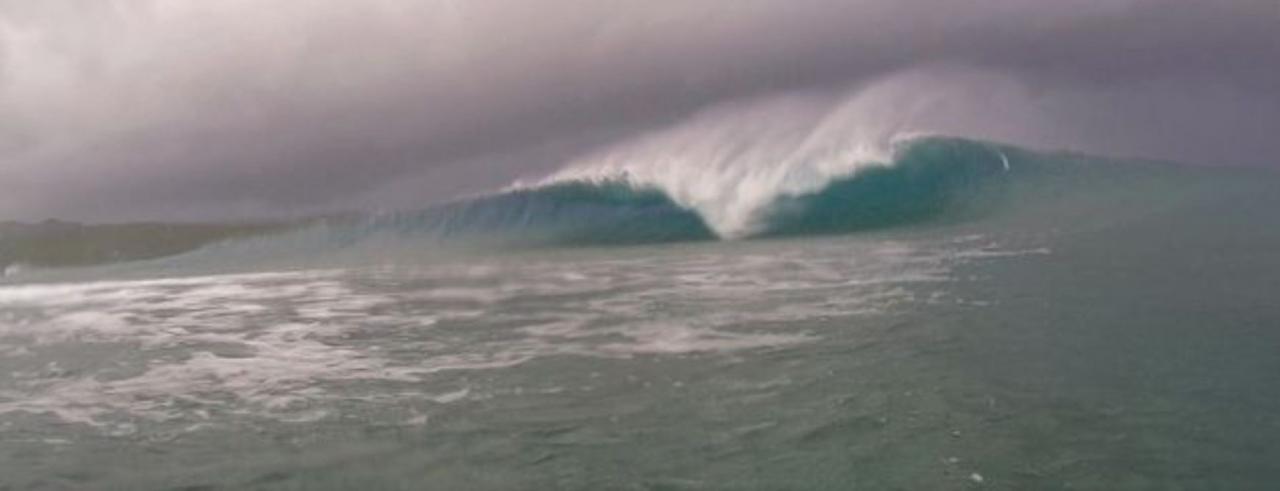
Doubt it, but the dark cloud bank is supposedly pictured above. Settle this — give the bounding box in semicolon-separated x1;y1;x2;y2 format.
1;0;1277;221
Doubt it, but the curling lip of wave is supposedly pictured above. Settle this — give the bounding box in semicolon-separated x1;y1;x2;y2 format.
525;93;925;239
367;136;1019;245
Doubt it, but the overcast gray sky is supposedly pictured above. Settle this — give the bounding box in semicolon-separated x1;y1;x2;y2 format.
1;0;1277;221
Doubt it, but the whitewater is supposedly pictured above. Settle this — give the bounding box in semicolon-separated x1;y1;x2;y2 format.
3;90;1280;489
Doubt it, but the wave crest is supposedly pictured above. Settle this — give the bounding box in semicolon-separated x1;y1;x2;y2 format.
532;92;918;237
375;136;1016;247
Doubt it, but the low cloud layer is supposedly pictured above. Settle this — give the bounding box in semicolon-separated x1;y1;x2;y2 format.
1;0;1277;221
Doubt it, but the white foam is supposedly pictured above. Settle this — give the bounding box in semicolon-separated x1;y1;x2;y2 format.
0;236;1020;431
516;90;926;238
597;323;813;355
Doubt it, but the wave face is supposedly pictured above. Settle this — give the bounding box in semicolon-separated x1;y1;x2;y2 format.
755;138;1015;237
370;180;716;245
354;136;1022;247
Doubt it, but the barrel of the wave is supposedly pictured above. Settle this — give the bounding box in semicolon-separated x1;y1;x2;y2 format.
754;138;1020;238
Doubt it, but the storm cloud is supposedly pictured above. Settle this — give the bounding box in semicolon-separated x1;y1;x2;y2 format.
1;0;1277;221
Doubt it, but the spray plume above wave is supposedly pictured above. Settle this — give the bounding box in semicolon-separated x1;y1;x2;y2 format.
362;84;1032;248
527;93;909;238
363;81;1039;248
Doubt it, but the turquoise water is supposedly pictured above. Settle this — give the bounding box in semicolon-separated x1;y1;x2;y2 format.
1;140;1279;489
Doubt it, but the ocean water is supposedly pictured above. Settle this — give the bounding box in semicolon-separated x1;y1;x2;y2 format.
2;138;1280;489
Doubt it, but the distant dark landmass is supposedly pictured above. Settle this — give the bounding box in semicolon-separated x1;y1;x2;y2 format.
0;219;308;270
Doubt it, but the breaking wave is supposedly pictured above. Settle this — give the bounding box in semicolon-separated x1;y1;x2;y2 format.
369;136;1021;246
0;135;1106;276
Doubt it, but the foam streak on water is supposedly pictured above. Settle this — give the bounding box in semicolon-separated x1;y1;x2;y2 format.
0;237;1020;434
